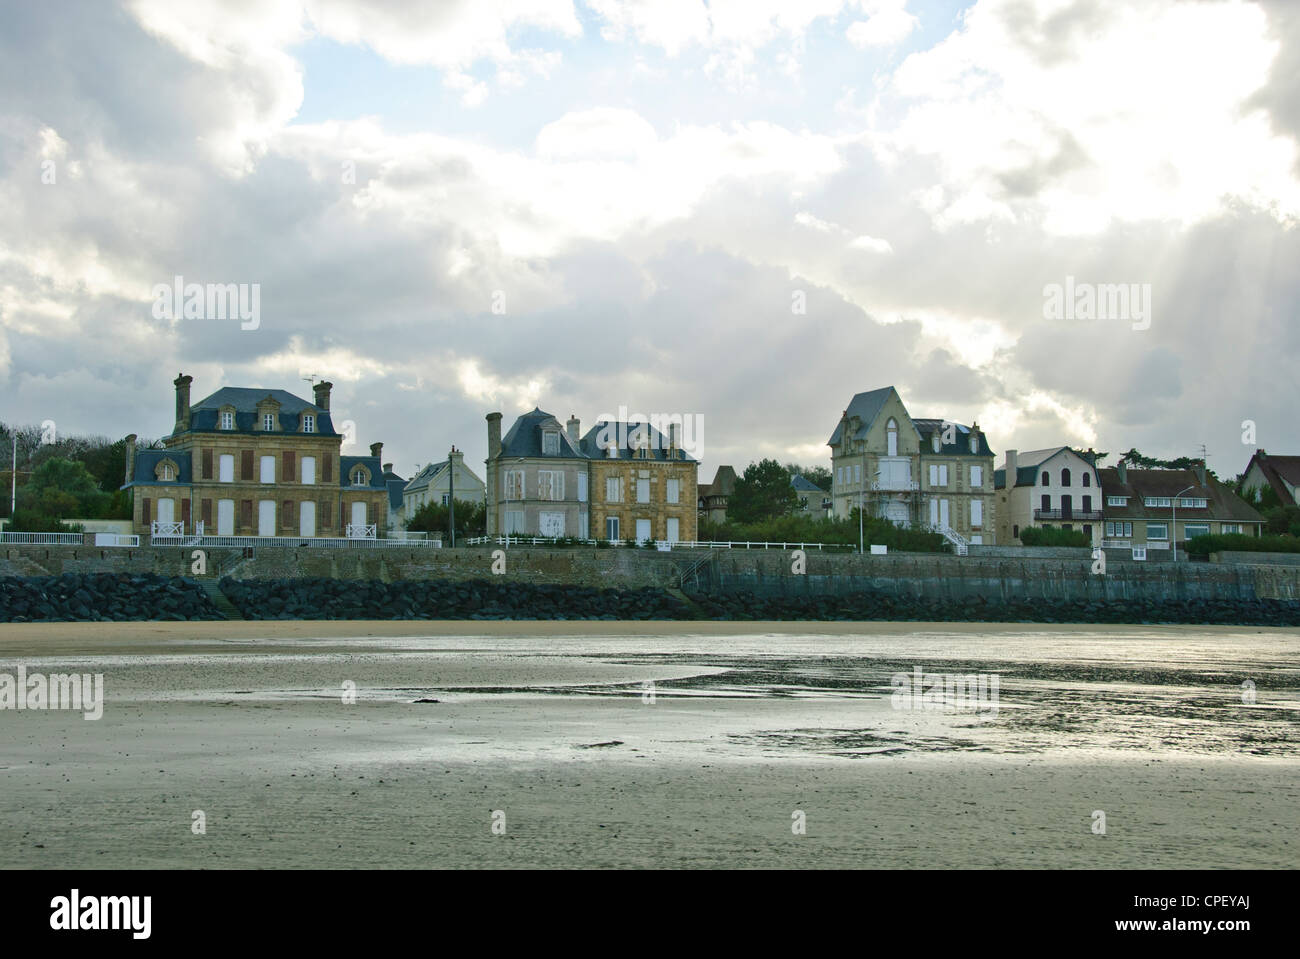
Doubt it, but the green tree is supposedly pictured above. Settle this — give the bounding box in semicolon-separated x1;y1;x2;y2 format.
405;499;487;538
784;462;831;491
10;457;109;529
728;458;800;523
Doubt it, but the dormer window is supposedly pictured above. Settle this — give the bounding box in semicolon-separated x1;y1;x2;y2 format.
350;466;369;487
220;411;234;430
606;444;618;458
969;435;978;454
932;433;942;453
262;413;275;431
159;463;174;480
303;414;315;433
542;431;559;456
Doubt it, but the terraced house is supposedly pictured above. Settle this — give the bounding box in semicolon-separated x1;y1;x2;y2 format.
828;386;996;549
484;408;698;543
122;374;388;538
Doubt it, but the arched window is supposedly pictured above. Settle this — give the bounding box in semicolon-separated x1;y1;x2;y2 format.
1061;468;1071;487
350;466;369;487
886;419;898;457
1082;473;1091;487
1041;471;1049;486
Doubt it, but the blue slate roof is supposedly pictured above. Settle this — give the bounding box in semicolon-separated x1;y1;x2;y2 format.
404;460;449;494
339;456;387;490
382;466;407;511
912;418;995;457
498;409;586;459
577;421;698;462
122;448;192;489
790;474;826;492
186;387;338;436
828;387;905;445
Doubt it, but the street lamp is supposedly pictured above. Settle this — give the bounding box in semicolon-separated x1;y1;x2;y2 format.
1171;484;1195;562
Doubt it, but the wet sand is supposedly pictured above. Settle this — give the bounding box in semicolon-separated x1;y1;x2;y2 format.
1;620;1297;868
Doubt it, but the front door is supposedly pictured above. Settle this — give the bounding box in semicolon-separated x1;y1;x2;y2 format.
258;500;276;537
351;501;367;534
299;500;315;537
217;499;234;535
635;518;652;543
939;499;949;528
666;517;679;543
1061;495;1073;519
606;516;619;540
157;498;175;529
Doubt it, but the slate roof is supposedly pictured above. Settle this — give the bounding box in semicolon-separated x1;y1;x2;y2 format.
1098;467;1264;524
577;421;698;462
121;448;192;489
382;466;407;511
699;465;737;499
339;455;388;490
186;387;338;436
912;418;995;457
498;409;586;459
404;460;449;494
994;447;1098;489
790;474;826;492
827;387;899;445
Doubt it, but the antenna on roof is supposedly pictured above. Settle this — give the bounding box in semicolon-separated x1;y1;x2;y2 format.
302;373;320;387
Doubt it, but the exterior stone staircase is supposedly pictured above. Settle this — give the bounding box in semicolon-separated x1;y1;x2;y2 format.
200;579;245;620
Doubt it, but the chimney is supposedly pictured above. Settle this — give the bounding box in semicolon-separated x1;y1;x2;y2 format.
669;422;681;457
369;441;383;460
1117;459;1127;485
1005;448;1018;477
566;414;580;446
487;412;503;459
124;434;137;486
173;373;193;433
313;380;333;412
383;463;393;474
449;446;464;464
1194;460;1206;487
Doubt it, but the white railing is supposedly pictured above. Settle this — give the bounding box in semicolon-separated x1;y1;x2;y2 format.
93;533;140;547
0;531;84;545
345;523;377;540
151;521;183;535
389;530;430;541
1101;539;1131;549
462;536;855;551
150;534;441;549
1146;540;1170;550
870;481;920;491
923;524;968;556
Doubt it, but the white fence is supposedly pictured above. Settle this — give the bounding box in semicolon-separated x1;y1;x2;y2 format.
93;533;140;547
0;532;85;545
149;534;441;549
459;536;855;551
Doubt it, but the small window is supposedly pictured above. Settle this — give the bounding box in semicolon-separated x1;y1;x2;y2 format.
932;433;941;453
1041;471;1049;486
351;467;368;487
1061;468;1071;487
303;414;315;433
969;435;977;454
220;411;234;430
1082;473;1091;487
159;463;174;481
262;413;275;431
542;431;560;456
1147;523;1168;540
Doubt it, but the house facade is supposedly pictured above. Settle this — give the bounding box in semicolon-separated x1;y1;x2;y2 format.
697;465;736;525
828;386;996;545
994;447;1102;544
484;409;698;542
1240;451;1300;506
791;474;831;520
1099;460;1264;557
402;448;487;525
122;374;388;538
579;420;698;544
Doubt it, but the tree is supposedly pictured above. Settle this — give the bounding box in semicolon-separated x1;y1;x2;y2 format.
784;462;831;492
9;457;110;529
727;458;800;523
406;499;487;538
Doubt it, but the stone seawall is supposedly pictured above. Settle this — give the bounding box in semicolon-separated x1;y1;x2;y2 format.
3;544;1299;603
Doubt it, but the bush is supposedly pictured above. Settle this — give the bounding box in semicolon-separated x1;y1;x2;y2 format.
1184;533;1300;557
700;511;948;552
1019;526;1091;547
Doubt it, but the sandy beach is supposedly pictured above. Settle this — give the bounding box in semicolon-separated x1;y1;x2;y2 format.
1;620;1297;868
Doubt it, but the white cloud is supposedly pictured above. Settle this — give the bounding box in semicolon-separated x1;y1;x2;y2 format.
846;1;918;49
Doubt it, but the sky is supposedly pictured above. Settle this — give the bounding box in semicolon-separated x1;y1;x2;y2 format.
1;0;1297;483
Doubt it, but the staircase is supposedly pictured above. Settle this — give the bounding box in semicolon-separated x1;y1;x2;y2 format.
200;579;245;620
927;524;969;556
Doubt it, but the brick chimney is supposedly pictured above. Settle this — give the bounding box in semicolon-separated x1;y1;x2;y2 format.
369;441;383;460
124;434;137;486
485;413;503;537
1194;460;1207;487
173;373;193;433
566;414;580;446
487;412;502;459
1005;448;1018;477
313;380;333;412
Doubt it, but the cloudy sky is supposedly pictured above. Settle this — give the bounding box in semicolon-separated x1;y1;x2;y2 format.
2;0;1297;482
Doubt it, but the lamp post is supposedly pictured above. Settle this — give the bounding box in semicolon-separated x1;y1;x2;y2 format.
859;446;865;554
448;446;456;549
1171;484;1194;562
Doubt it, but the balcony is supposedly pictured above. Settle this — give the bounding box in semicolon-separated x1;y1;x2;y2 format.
871;480;920;492
1034;509;1103;521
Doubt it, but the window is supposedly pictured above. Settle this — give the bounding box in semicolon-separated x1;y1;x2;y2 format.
854;464;861;484
1184;523;1210;540
260;455;275;484
1012;524;1019;538
605;516;620;540
1105;522;1133;538
1082;495;1091;512
932;433;941;453
504;470;524;500
1178;497;1207;508
928;464;948;487
350;466;368;487
606;476;623;503
302;414;314;433
886;419;898;457
262;413;275;431
219;454;234;483
577;474;588;503
220;411;233;430
969;435;978;454
542;431;560;456
1061;468;1071;487
666;478;680;504
505;511;525;534
441;493;450;506
837;467;843;485
606;444;618;458
1144;497;1172;508
1041;494;1051;511
970;465;983;488
636;478;650;504
1221;523;1241;534
159;463;174;481
971;499;983;527
1082;473;1091;487
1147;523;1168;540
301;456;316;485
666;517;679;543
1041;471;1049;486
1107;496;1128;507
538;470;564;501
